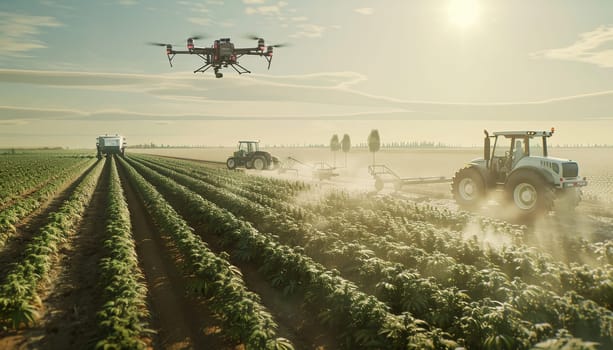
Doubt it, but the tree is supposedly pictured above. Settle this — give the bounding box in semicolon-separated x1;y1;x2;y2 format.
341;134;351;168
368;129;380;165
330;134;341;167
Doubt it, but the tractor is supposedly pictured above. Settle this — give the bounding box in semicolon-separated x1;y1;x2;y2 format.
226;140;280;170
451;128;587;217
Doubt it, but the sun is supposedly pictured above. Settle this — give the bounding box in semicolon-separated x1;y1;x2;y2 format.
447;0;480;28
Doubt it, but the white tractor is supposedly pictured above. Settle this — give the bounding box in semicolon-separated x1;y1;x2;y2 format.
96;134;126;160
451;129;587;217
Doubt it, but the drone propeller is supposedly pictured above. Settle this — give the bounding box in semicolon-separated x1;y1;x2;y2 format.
270;43;289;48
188;34;207;41
147;42;171;47
245;34;262;40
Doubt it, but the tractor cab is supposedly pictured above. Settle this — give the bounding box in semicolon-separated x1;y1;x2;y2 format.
235;140;259;158
484;129;553;183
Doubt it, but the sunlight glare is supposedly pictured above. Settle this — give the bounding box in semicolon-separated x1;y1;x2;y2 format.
448;0;480;28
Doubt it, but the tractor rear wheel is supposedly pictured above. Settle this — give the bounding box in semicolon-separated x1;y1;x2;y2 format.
505;171;554;217
226;157;237;170
451;167;485;210
253;156;266;170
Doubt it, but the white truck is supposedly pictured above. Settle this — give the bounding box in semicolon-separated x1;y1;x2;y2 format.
96;134;126;159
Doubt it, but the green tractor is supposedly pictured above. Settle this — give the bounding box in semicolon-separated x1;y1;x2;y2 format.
226;140;280;171
451;129;587;217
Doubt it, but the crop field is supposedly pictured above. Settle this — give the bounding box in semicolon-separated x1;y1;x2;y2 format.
0;151;612;349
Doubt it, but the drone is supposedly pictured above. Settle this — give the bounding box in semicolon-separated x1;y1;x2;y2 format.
148;35;287;78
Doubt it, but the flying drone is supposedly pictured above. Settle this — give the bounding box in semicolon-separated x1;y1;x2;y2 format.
148;35;287;78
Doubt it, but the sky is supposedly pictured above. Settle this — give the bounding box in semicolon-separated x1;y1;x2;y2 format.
1;0;613;147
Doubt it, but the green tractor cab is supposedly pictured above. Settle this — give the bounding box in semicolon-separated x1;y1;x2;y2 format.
226;140;280;171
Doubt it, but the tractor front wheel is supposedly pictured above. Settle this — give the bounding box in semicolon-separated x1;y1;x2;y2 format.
226;157;237;170
505;172;554;217
451;167;485;210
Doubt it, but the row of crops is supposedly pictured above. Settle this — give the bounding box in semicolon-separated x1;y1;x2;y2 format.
126;153;612;349
0;151;610;349
0;155;94;248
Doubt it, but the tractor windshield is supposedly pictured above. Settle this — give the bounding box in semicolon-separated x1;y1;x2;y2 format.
493;137;512;158
238;142;258;153
239;142;249;153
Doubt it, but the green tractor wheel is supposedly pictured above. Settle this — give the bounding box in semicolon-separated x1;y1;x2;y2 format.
226;157;237;170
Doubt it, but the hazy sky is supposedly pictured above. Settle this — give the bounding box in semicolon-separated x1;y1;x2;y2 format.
1;0;613;147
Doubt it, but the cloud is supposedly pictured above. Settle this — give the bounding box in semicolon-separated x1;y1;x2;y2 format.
118;0;138;5
0;69;160;87
188;17;211;26
532;25;613;68
0;12;62;55
2;69;613;121
354;7;374;15
0;105;86;119
290;24;326;38
243;0;265;3
41;1;74;11
245;5;281;16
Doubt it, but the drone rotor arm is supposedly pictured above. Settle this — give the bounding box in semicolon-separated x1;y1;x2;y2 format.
234;48;259;55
